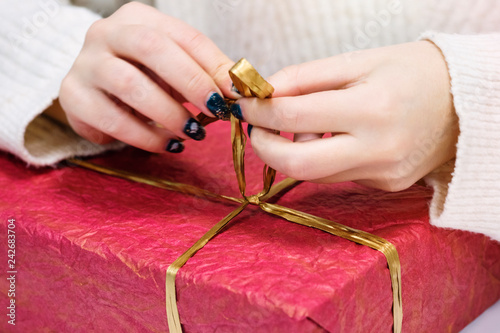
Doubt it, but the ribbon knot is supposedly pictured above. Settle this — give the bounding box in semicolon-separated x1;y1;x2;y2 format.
246;195;261;205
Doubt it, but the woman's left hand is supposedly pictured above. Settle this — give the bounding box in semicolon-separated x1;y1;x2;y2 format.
231;41;459;191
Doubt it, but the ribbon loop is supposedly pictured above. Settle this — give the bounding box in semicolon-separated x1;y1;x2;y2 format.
247;195;261;205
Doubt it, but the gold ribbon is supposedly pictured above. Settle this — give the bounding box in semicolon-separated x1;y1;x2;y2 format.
67;58;402;333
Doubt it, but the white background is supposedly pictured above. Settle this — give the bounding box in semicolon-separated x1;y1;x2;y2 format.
460;299;500;332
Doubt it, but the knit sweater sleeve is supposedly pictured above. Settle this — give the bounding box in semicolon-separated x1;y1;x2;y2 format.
0;0;122;167
420;32;500;242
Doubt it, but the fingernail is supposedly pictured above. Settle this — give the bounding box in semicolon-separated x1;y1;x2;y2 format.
183;118;206;141
165;139;184;153
231;83;241;95
230;103;244;121
247;124;253;137
206;92;230;120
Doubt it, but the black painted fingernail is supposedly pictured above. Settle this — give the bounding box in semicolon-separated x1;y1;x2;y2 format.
165;139;184;153
231;83;241;95
247;124;253;137
183;118;206;141
206;92;230;120
230;103;244;121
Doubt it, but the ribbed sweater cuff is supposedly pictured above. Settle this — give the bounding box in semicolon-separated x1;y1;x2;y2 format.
420;32;500;242
0;1;122;167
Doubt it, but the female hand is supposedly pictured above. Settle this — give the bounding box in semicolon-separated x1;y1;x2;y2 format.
59;2;238;153
231;41;459;191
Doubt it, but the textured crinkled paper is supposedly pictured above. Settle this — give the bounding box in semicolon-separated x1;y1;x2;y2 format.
0;121;499;332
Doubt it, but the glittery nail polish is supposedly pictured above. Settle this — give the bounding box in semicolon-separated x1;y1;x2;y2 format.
165;139;184;153
206;92;230;120
247;124;253;137
183;118;206;141
230;103;243;121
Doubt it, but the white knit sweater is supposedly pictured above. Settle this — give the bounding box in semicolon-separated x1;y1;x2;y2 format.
1;0;500;242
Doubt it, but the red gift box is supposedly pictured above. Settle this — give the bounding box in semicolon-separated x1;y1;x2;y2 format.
1;121;499;332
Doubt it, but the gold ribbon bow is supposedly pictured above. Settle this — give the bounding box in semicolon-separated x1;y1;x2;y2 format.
68;58;402;333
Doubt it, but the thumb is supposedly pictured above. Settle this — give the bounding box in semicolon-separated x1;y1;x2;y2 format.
267;55;364;98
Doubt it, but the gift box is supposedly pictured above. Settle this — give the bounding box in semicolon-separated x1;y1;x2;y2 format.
1;119;500;332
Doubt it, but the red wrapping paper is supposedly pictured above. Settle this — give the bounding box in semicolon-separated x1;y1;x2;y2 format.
1;121;499;332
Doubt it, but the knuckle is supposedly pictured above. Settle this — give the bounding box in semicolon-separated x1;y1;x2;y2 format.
184;31;206;53
379;176;413;192
361;141;416;192
118;1;147;15
279;65;297;81
278;65;303;95
108;65;139;97
75;122;106;145
59;76;84;111
135;29;165;57
212;60;231;83
381;139;408;166
59;76;75;103
98;116;120;137
271;100;299;131
85;19;107;43
184;70;206;96
373;157;416;192
369;90;397;121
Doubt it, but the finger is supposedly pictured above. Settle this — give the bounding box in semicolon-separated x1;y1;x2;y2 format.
67;88;180;153
267;55;367;98
156;17;238;99
250;126;366;181
291;135;373;184
66;116;115;145
69;117;186;154
112;2;238;98
135;63;188;104
235;86;368;133
107;25;230;119
93;57;202;141
307;167;374;185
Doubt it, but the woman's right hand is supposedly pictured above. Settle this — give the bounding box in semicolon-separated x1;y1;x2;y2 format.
59;2;238;153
